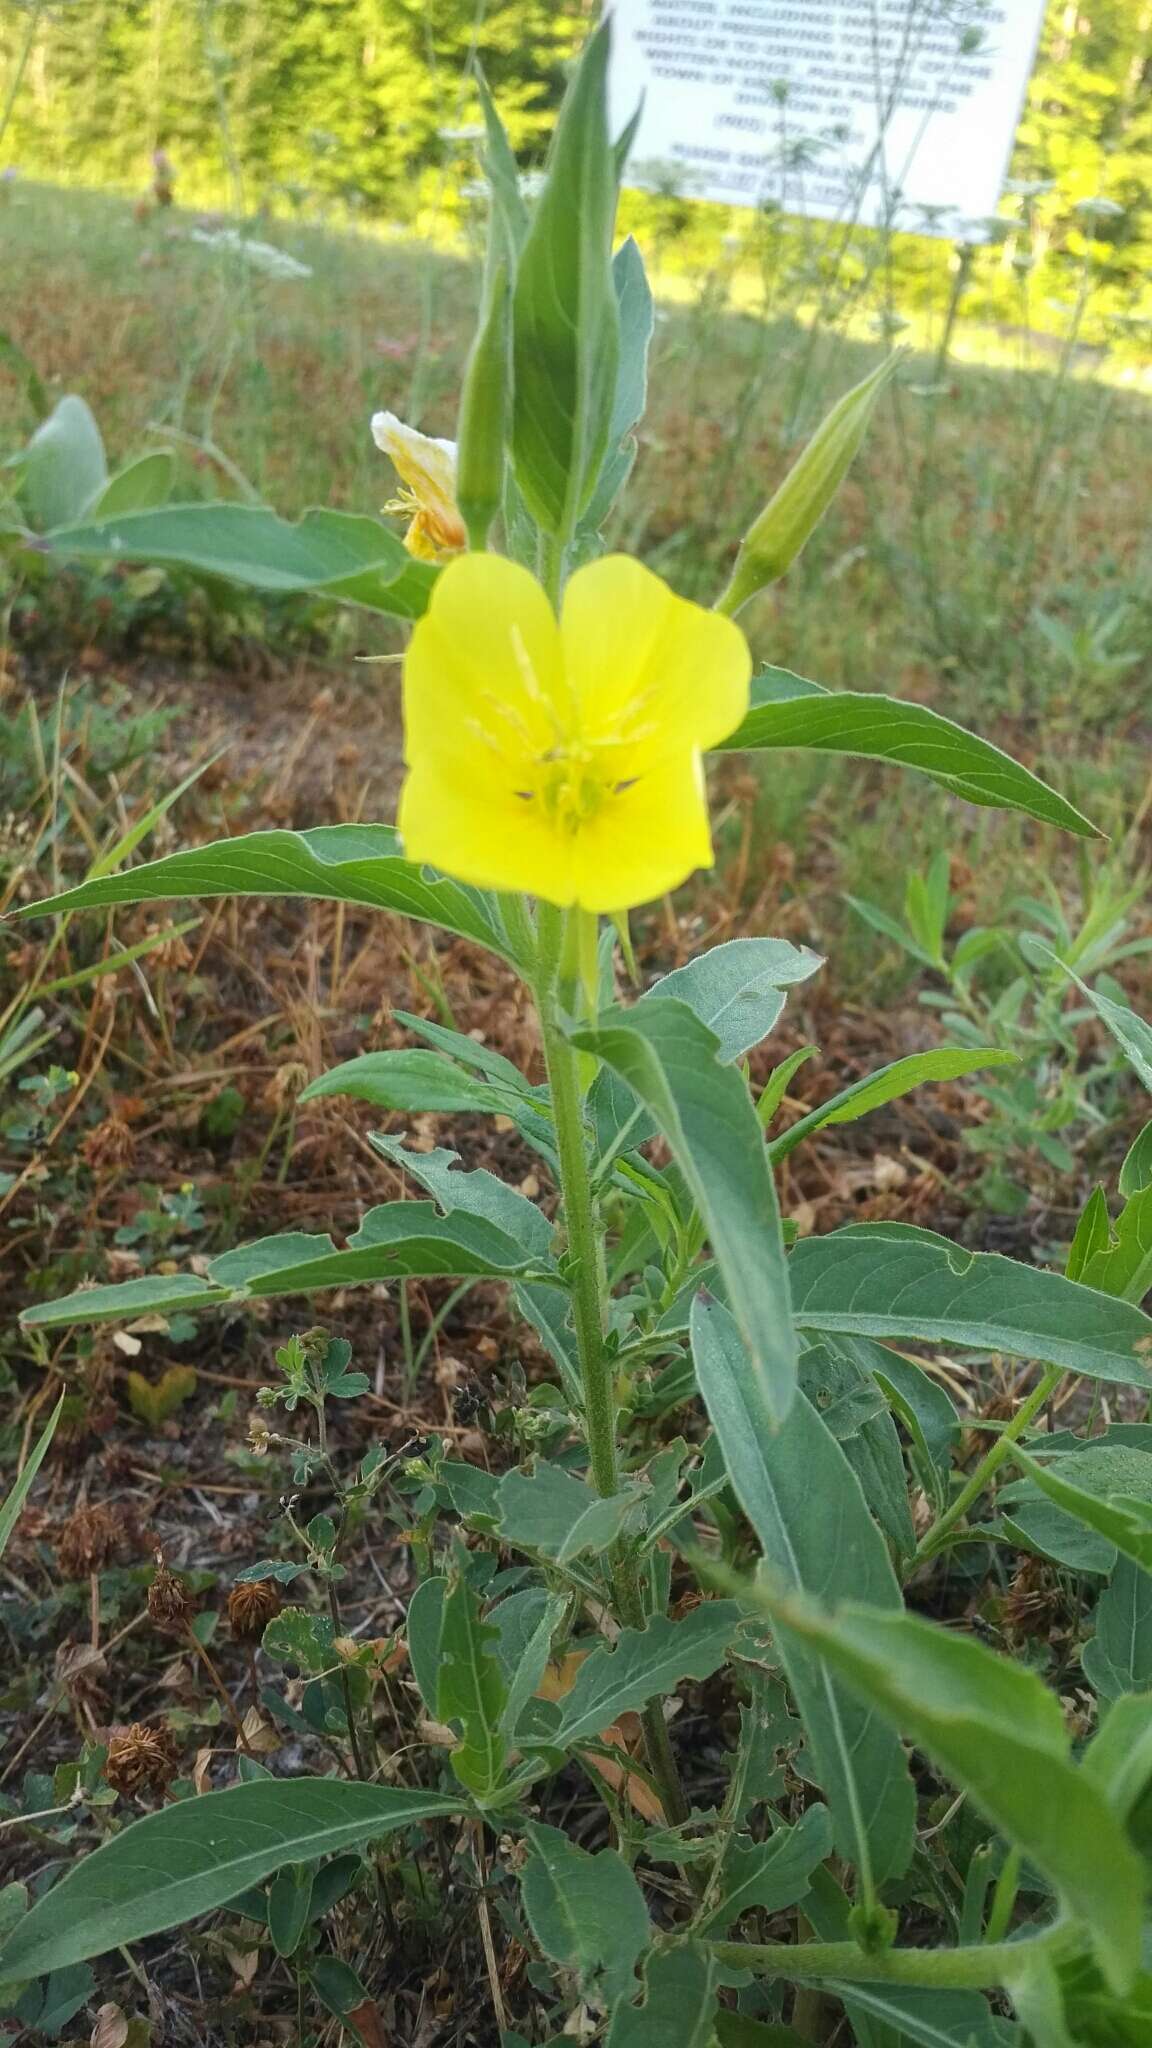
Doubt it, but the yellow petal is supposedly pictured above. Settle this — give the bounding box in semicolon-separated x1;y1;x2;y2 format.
559;554;751;765
403;552;564;782
398;760;579;905
568;750;716;912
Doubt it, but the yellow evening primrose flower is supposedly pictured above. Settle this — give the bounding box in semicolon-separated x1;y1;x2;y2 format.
398;552;751;913
371;410;467;561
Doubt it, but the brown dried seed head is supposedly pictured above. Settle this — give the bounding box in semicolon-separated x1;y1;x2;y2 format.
227;1578;283;1641
81;1116;136;1172
104;1722;179;1798
147;1558;191;1629
56;1504;121;1578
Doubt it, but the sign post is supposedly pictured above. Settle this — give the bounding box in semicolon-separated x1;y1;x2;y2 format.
609;1;1049;239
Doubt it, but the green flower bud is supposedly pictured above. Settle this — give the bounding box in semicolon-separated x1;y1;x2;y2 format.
455;259;511;551
716;352;899;616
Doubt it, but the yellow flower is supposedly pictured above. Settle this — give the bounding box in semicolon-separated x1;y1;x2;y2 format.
398;553;751;912
371;410;468;560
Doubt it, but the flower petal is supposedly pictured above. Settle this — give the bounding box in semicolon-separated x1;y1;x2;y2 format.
559;554;751;762
403;553;565;782
568;749;717;912
398;762;577;905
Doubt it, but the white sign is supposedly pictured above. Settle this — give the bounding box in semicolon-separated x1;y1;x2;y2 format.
609;0;1048;239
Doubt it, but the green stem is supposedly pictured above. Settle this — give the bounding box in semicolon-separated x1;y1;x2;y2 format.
707;1920;1073;1989
536;906;618;1500
914;1365;1062;1565
533;904;692;1835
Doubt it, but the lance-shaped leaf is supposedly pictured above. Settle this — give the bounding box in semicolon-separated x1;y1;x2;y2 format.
789;1223;1152;1388
528;1603;740;1750
1053;964;1152;1093
691;1293;915;1887
649;937;822;1064
15;823;522;966
715;670;1098;839
0;1780;463;1980
572;999;798;1425
21;1201;554;1330
34;503;436;618
520;1823;651;2007
747;1585;1143;1994
511;19;619;539
769;1046;1016;1163
437;1572;509;1798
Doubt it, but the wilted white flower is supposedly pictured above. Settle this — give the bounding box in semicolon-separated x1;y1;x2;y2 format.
1003;177;1055;199
187;228;312;279
458;179;489;203
438;123;483;143
518;170;547;202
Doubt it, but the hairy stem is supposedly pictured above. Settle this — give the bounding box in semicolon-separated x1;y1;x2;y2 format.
707;1920;1073;1989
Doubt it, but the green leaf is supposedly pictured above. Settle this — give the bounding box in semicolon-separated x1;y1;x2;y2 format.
580;234;655;531
1003;1949;1078;2048
770;1047;1017;1163
714;2020;810;2048
1012;1447;1152;1572
532;1604;740;1750
520;1822;651;2006
21;1201;552;1329
16;823;521;967
866;1346;959;1513
437;1572;508;1798
369;1140;555;1257
605;1945;720;2048
496;1462;640;1563
1121;1121;1152;1200
38;503;436;618
1055;968;1152;1093
267;1865;314;1958
0;1780;462;1979
691;1293;915;1888
511;19;619;539
695;1803;833;1935
649;937;822;1064
88;450;175;517
16;393;107;530
823;1981;1019;2048
1071;1185;1152;1305
302;1049;524;1119
405;1577;447;1716
497;1590;566;1740
1084;1560;1152;1701
0;1393;63;1561
798;1338;915;1560
262;1608;336;1676
749;1586;1144;1993
789;1223;1152;1388
475;64;530;263
715;670;1099;839
572;999;798;1426
1084;1687;1152;1822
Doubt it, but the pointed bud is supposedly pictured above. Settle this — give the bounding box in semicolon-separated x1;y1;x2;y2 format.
455;260;511;551
716;353;899;616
